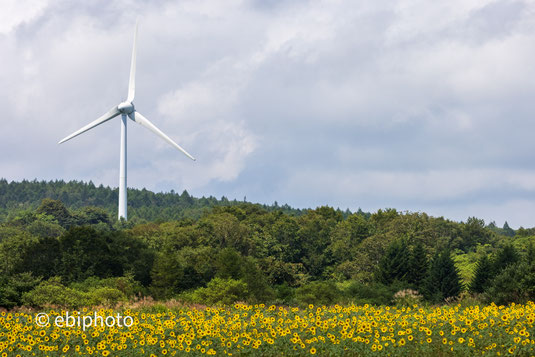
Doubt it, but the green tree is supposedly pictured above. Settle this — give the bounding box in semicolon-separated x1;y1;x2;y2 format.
74;206;111;227
469;255;493;294
197;213;252;254
375;239;410;285
502;221;515;237
424;249;462;302
330;214;371;263
492;244;520;273
460;217;492;252
191;278;248;305
408;242;428;291
150;252;184;299
58;227;120;283
270;215;300;263
0;228;38;275
485;262;527;305
521;243;535;300
214;248;273;302
296;207;341;278
0;272;41;308
36;199;73;228
295;281;341;306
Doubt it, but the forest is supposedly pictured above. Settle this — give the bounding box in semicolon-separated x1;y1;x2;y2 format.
1;179;534;309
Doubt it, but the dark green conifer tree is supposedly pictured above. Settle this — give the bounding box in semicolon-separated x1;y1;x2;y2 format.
375;239;410;285
408;242;428;292
493;244;519;274
521;242;535;300
469;255;493;294
424;249;462;302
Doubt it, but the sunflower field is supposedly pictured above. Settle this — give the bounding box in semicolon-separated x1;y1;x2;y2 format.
1;302;535;356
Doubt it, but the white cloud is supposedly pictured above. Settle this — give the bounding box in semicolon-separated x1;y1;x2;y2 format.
0;0;49;34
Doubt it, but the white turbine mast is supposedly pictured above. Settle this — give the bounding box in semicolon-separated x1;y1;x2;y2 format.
59;22;195;220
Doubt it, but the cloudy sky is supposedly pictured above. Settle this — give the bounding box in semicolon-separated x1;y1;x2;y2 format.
2;0;535;227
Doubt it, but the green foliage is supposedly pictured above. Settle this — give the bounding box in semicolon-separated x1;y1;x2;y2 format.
487;221;516;237
0;179;307;222
87;287;127;306
375;239;410;285
492;244;520;274
150;252;186;300
259;257;306;287
295;281;341;306
453;244;492;285
0;228;38;275
36;199;73;227
459;217;493;252
21;277;130;308
424;250;463;303
1;179;533;308
274;283;296;305
469;255;493;294
295;207;341;279
26;214;65;238
214;248;274;302
485;262;528;305
330;214;371;263
0;272;41;308
22;277;91;308
344;281;399;305
408;242;428;291
190;278;248;305
70;275;143;298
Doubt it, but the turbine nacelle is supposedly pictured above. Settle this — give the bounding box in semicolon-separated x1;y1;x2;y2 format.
118;101;135;114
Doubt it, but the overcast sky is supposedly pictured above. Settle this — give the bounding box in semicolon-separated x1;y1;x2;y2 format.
2;0;535;227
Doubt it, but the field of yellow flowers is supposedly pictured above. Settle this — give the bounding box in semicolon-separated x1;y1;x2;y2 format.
1;302;535;356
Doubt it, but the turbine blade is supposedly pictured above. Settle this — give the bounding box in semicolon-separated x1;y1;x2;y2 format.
129;111;196;161
127;21;138;103
58;106;121;144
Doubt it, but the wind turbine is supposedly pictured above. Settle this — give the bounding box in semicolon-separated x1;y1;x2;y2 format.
58;22;195;220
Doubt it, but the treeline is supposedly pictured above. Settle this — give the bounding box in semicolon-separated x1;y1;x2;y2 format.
0;196;534;308
0;179;315;222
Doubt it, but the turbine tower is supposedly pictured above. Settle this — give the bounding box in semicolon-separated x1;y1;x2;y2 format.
58;22;195;220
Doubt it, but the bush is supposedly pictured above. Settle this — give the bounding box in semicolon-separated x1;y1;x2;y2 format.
22;277;129;308
191;278;248;305
22;277;91;308
70;275;143;297
484;262;527;305
344;281;399;305
295;281;341;306
0;273;42;308
88;287;127;306
274;283;296;305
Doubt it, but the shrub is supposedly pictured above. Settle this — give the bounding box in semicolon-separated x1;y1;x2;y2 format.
295;281;341;306
274;283;296;305
484;262;527;305
0;272;41;308
191;278;248;305
70;275;143;297
22;277;91;308
88;287;127;306
344;281;398;305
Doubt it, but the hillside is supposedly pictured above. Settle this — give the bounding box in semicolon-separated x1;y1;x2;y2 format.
1;178;535;312
0;178;314;222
